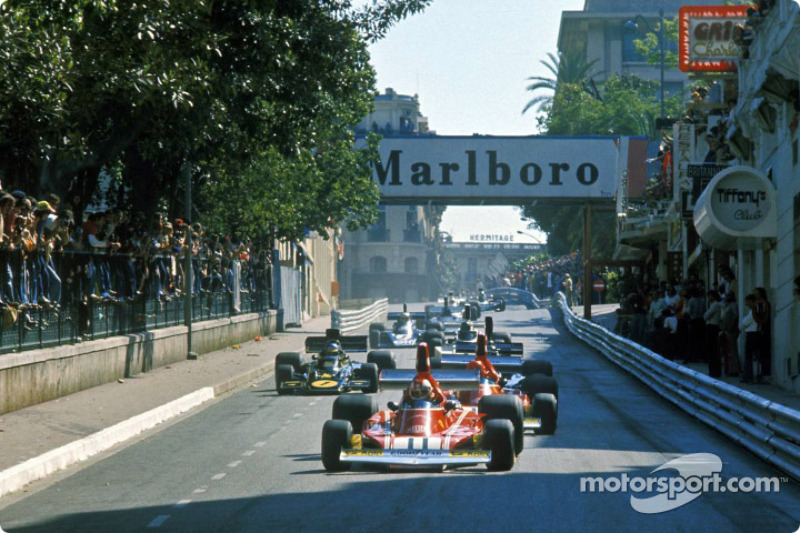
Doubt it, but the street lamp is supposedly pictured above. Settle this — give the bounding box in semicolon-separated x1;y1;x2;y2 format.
624;9;665;122
516;230;546;244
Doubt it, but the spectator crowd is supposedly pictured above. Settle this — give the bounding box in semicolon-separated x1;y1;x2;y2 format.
0;189;272;334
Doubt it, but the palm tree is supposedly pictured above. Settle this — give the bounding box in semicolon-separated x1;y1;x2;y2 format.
522;51;601;115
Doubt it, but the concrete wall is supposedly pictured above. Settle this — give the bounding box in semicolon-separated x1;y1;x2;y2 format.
0;311;279;414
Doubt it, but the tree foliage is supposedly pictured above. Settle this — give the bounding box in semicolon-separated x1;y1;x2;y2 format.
0;0;433;241
522;51;600;116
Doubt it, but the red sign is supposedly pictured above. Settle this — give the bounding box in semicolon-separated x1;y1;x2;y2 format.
678;6;749;73
593;280;606;293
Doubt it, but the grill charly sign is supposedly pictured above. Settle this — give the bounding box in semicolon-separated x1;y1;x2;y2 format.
693;166;777;251
360;136;624;204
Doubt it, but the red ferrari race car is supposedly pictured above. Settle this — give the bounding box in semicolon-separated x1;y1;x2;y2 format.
440;333;558;452
320;343;521;472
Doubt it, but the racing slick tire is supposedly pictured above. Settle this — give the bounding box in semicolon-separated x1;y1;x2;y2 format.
369;323;386;348
468;301;481;320
332;394;378;432
533;393;558;435
357;362;380;394
276;352;303;373
482;419;515;471
367;350;397;370
429;346;442;369
491;331;512;344
479;395;525;456
520;373;559;400
521;359;553;377
425;320;443;331
322;419;353;472
275;364;294;395
494;297;506;312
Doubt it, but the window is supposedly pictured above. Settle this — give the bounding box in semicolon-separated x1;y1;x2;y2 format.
370;256;387;273
405;257;419;274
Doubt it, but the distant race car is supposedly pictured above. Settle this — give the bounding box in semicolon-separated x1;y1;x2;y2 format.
274;329;397;395
439;333;558;440
369;304;427;348
321;343;520;472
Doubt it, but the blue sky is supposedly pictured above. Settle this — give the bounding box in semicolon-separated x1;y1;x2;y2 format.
362;0;586;242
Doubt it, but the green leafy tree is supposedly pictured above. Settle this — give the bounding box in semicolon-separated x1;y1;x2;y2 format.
0;0;433;240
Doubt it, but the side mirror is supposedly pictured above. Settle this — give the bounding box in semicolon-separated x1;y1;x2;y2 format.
387;401;400;411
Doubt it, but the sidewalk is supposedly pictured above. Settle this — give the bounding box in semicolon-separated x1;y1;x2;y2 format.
0;314;332;500
581;303;800;413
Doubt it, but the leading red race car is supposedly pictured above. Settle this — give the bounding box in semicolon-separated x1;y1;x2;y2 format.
321;343;521;472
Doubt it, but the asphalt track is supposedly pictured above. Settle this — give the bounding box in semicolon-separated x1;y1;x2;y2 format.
1;306;799;532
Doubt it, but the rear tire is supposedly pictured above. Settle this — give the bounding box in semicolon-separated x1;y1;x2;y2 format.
322;420;352;472
276;352;303;373
275;364;294;395
533;393;558;435
429;346;442;369
492;331;512;344
483;419;515;471
468;301;481;320
521;373;559;399
332;394;378;431
494;298;506;312
367;350;396;370
368;323;385;349
521;359;553;377
479;395;524;456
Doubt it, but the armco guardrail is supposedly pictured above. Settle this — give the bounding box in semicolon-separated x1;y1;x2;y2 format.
555;291;800;482
331;298;388;333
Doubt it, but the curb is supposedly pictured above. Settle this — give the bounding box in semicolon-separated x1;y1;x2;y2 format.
0;361;277;501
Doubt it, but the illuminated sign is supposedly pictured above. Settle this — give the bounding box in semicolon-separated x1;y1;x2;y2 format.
679;6;749;72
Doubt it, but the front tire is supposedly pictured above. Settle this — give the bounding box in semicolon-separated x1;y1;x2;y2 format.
322;419;352;472
275;364;294;395
483;419;515;471
533;393;558;435
479;395;524;456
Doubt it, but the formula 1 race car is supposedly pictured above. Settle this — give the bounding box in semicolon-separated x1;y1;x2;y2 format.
439;333;558;440
320;343;520;472
274;329;397;395
368;304;428;348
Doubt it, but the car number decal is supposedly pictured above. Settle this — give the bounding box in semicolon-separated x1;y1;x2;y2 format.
311;380;339;388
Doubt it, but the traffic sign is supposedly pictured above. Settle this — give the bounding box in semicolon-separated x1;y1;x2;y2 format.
593;279;605;292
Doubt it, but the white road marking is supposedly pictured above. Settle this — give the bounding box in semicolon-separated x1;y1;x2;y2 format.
308;401;318;406
293;413;303;418
147;515;170;528
192;487;208;494
242;450;255;456
211;473;226;481
228;460;243;468
254;441;267;447
174;500;192;508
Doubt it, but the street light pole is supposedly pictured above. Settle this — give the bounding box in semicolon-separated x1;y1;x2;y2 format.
625;10;666;123
658;8;665;122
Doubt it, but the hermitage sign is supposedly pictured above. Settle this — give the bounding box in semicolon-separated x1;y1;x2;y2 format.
362;136;624;204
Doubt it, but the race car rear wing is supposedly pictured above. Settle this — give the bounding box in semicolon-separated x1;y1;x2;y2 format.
305;335;368;353
378;368;481;391
454;340;524;355
439;355;524;375
387;312;427;321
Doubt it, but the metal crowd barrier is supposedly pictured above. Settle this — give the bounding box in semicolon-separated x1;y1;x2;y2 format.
555;291;800;482
0;249;273;355
331;298;388;333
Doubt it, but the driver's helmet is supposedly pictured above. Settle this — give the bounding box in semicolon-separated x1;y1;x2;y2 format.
323;340;342;356
408;378;433;401
459;322;471;333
